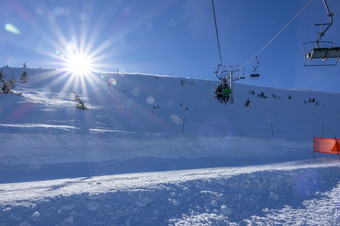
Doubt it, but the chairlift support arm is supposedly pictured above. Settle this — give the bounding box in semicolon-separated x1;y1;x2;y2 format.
253;56;260;72
316;0;334;48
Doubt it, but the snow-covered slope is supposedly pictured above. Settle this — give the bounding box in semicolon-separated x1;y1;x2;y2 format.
0;67;339;225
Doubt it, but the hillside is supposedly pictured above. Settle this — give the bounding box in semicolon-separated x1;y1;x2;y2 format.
0;67;340;225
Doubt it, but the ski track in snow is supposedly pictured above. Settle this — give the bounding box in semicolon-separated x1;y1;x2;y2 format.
0;123;77;130
1;160;340;225
0;132;312;165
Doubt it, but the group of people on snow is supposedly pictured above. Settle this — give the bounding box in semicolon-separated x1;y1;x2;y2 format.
215;78;231;103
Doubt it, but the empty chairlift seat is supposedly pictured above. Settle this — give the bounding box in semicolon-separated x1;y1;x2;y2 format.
307;47;340;61
250;73;260;78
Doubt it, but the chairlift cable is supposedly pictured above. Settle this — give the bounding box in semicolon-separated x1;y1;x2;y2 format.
211;0;224;69
242;0;314;68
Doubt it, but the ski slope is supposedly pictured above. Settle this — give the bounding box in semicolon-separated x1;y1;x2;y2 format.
1;160;340;225
0;67;340;225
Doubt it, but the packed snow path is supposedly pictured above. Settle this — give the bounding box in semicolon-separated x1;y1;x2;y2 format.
1;160;340;225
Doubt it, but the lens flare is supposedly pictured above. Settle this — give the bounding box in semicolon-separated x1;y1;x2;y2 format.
4;23;21;34
170;114;182;125
146;96;155;105
132;87;140;96
108;78;117;86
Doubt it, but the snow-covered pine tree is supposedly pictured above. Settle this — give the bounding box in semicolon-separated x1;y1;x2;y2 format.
20;71;28;83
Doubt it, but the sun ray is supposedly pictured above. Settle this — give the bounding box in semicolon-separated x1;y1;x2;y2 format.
60;72;78;94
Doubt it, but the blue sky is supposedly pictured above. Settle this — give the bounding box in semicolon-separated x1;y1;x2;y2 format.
0;0;339;93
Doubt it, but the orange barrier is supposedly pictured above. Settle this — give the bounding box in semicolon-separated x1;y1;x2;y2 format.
313;137;340;154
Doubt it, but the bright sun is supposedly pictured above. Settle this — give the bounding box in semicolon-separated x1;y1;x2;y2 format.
66;53;93;76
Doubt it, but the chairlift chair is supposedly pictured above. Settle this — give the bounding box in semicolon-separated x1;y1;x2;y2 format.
234;76;246;81
307;47;340;60
250;56;260;78
304;0;340;66
250;73;260;78
304;41;340;66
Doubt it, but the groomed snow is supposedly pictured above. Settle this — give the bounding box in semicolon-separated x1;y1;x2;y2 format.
0;67;340;225
1;160;340;225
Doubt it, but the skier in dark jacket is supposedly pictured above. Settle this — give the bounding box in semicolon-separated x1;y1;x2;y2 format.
215;85;223;102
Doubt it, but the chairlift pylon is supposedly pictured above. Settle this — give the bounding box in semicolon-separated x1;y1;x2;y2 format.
304;0;340;66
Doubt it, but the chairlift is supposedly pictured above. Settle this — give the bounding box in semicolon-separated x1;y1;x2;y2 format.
307;47;340;60
304;41;340;65
214;65;239;104
250;56;260;78
250;74;260;78
304;0;340;66
233;76;246;81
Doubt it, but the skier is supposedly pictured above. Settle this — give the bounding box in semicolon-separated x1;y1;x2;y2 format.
222;83;231;103
215;85;223;102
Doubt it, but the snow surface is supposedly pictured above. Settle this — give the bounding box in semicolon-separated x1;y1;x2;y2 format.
0;67;340;225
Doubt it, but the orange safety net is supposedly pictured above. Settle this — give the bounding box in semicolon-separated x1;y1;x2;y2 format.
314;137;340;154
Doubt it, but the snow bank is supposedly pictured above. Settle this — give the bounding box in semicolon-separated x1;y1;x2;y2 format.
1;160;339;225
